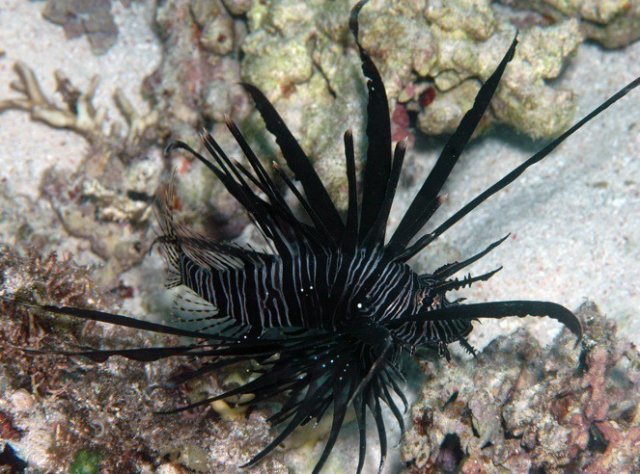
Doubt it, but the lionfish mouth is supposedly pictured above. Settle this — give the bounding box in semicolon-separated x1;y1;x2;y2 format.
13;0;640;473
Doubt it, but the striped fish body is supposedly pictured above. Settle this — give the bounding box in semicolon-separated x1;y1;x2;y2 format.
177;241;472;346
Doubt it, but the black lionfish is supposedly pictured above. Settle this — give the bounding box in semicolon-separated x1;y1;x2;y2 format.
28;1;639;473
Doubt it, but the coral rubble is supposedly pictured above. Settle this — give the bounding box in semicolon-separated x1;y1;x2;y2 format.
0;247;286;473
402;302;640;473
240;0;585;149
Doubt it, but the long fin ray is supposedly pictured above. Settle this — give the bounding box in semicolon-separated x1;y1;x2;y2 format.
350;0;393;238
389;300;582;340
387;36;518;255
433;234;510;278
342;129;360;252
362;140;406;247
241;83;344;236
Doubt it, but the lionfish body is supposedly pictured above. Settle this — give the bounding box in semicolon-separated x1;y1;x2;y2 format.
30;1;640;473
174;243;420;335
168;216;466;347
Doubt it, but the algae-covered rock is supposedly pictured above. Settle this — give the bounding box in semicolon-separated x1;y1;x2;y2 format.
418;79;483;136
222;0;254;16
240;1;365;207
360;0;583;139
70;449;103;474
426;0;498;40
242;31;315;94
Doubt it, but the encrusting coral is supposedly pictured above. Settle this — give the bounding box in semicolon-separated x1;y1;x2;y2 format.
241;0;583;146
402;302;640;473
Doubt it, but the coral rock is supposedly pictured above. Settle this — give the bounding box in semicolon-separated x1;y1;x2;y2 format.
403;301;640;473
